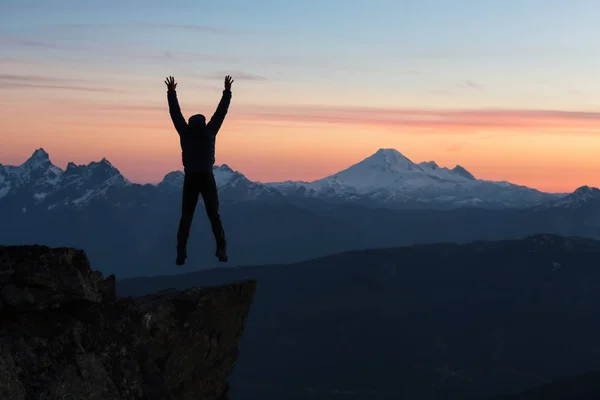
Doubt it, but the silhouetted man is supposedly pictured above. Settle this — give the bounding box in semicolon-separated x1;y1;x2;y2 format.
165;75;233;266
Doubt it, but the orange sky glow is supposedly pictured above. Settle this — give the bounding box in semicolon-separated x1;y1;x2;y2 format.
2;93;600;193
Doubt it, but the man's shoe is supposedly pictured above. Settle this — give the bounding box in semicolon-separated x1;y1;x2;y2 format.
215;246;228;262
176;251;187;266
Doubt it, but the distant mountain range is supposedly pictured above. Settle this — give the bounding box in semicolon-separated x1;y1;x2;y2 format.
0;147;577;211
118;234;600;400
1;148;599;278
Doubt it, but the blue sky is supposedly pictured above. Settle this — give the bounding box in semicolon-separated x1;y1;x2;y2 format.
3;0;600;110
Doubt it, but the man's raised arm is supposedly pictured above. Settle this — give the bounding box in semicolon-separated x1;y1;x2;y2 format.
165;76;187;133
207;75;234;134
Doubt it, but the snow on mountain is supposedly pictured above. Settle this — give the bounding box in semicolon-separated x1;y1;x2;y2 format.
157;164;281;201
1;149;283;211
536;186;600;209
451;165;476;180
0;148;131;208
0;147;573;211
265;148;557;208
58;158;131;206
0;164;10;200
0;148;63;202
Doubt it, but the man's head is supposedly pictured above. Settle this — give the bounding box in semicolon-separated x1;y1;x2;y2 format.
188;114;206;127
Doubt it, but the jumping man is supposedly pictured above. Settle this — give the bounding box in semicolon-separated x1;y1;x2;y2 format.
165;75;234;266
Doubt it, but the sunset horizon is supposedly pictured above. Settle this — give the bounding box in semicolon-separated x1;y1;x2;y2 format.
0;144;583;194
2;1;600;193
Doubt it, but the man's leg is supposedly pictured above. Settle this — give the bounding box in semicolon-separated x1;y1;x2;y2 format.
199;172;227;262
176;172;201;265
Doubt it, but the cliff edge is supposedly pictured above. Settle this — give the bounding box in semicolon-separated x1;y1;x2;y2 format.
0;245;257;400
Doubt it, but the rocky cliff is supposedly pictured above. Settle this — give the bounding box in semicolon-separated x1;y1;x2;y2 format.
0;245;256;400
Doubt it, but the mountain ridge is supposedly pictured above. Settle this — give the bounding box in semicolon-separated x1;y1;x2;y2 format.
1;147;577;210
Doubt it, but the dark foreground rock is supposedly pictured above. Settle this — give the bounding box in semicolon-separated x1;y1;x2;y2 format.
0;245;256;400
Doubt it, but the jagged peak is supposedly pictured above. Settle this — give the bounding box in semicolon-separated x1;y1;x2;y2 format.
163;170;184;178
573;185;600;195
160;170;184;185
216;164;234;173
21;148;51;169
214;164;249;185
31;147;49;159
420;161;439;169
100;157;113;166
90;157;116;169
85;158;122;178
452;165;476;180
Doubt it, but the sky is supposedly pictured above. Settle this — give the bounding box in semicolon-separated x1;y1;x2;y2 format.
1;0;600;192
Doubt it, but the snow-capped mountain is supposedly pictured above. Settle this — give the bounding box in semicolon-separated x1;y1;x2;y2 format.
0;148;279;210
0;147;579;211
535;185;600;209
265;148;561;208
0;148;132;210
0;149;63;202
157;164;281;201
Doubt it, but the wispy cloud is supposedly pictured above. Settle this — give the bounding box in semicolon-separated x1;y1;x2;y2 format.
0;82;126;93
0;57;43;65
203;71;267;81
159;51;238;63
35;22;245;36
459;80;483;90
0;74;124;93
46;98;600;135
234;106;600;134
134;22;241;35
0;73;86;83
5;38;70;50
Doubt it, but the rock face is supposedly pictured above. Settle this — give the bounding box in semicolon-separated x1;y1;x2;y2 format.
0;245;256;400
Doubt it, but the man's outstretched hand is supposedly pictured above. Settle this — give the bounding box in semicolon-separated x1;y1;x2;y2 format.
224;75;234;91
165;76;177;92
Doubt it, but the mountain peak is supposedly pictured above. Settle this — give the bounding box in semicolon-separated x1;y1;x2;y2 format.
363;148;419;172
373;148;408;159
544;185;600;209
32;148;49;159
452;165;476;180
89;158;119;173
375;148;401;154
213;164;248;187
22;148;50;169
157;170;184;190
573;185;600;196
420;161;439;169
